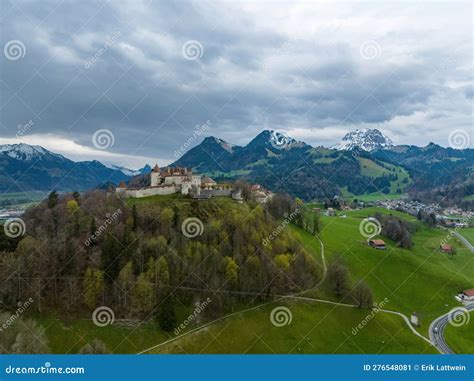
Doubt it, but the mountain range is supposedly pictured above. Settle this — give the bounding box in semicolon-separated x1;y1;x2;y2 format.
0;144;134;193
171;129;474;201
1;130;473;203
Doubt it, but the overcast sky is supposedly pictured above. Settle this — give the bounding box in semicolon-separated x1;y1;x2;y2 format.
1;0;472;168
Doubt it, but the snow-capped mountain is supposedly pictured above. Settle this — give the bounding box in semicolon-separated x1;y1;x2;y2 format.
0;143;66;161
333;128;394;152
214;137;235;153
104;164;143;177
0;143;130;192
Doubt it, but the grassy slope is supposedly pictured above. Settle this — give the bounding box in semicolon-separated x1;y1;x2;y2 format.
459;227;474;246
444;318;474;354
317;208;474;349
35;315;168;354
339;158;412;201
150;300;434;354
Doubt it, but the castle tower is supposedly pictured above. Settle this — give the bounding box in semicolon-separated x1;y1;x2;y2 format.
150;164;161;186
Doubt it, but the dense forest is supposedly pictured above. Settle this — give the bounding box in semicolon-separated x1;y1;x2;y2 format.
0;191;321;335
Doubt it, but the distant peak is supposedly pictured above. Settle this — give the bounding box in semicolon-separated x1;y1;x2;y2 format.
333;128;394;152
0;142;64;161
202;136;235;153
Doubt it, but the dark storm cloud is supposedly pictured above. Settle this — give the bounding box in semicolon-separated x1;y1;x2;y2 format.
1;0;472;167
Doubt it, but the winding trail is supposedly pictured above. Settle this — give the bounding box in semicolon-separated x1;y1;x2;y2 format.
139;236;436;354
138;235;327;354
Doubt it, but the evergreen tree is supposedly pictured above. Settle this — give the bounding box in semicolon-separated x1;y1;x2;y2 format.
157;296;176;332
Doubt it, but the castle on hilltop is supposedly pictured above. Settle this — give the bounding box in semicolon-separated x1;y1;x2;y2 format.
116;165;242;201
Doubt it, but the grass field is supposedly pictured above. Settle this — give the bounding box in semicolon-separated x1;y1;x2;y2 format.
459;227;474;246
444;317;474;354
149;300;435;354
316;208;474;343
34;314;168;354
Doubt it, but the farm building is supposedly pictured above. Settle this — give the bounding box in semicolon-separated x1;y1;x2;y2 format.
461;289;474;301
440;244;453;254
368;239;386;250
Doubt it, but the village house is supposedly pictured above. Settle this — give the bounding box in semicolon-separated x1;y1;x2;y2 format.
440;244;454;254
368;239;386;250
459;289;474;302
251;184;274;204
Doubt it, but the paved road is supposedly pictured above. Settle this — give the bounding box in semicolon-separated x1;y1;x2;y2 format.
452;231;474;253
429;303;474;354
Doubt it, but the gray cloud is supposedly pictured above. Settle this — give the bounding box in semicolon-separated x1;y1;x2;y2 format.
1;0;472;168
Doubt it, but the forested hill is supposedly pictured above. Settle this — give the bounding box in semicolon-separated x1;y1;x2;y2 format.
172;132;474;202
0;192;320;328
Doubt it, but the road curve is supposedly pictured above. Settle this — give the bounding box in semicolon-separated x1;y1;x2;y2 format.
429;303;474;354
452;231;474;253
